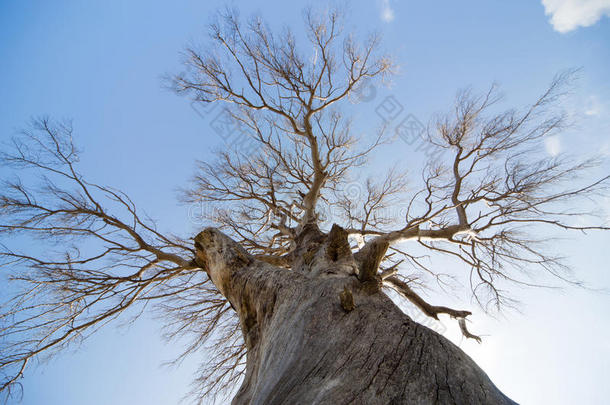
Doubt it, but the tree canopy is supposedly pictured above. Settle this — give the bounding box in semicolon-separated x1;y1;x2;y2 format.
1;7;608;403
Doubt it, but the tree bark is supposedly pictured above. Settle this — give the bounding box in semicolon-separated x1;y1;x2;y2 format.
195;228;517;405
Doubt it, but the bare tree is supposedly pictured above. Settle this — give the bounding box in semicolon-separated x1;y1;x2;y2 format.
1;8;608;404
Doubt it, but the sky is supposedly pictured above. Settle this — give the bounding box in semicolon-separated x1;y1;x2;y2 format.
0;0;609;404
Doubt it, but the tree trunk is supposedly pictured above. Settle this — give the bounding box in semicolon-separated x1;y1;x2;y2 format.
195;227;517;405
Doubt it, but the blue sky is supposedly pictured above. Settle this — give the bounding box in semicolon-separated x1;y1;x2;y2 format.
1;1;609;404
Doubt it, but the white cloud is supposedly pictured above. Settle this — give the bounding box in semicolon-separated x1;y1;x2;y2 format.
585;95;602;116
601;141;610;156
379;0;395;22
545;135;562;156
542;0;610;33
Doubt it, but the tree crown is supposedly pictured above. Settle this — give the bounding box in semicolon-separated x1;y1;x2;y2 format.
1;7;608;403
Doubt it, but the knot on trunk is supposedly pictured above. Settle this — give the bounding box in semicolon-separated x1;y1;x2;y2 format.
355;239;390;282
339;286;355;311
326;224;352;261
294;224;358;276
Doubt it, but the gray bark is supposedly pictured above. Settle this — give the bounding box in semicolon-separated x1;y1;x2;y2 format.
195;228;517;405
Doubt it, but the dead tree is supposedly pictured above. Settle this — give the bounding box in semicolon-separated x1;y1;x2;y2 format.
2;8;609;404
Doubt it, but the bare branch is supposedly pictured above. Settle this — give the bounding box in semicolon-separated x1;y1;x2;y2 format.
0;118;239;397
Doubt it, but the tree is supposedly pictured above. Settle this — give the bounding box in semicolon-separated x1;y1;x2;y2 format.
1;8;608;404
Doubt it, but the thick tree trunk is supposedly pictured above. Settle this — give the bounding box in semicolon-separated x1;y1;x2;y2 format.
195;228;517;405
